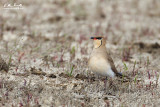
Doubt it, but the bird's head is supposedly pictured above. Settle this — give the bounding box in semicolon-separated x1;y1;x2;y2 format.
90;36;106;48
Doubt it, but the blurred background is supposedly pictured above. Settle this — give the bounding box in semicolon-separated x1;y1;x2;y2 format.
0;0;160;42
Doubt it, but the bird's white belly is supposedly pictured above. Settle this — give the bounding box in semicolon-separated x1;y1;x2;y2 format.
89;57;115;78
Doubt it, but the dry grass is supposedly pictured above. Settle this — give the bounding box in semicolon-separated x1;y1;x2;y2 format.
0;0;160;106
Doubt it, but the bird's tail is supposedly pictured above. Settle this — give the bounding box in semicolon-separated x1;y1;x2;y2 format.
116;72;131;81
116;72;123;77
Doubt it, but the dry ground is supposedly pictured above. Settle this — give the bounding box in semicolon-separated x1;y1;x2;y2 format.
0;0;160;107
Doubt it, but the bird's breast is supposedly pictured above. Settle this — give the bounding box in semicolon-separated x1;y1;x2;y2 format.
89;56;115;77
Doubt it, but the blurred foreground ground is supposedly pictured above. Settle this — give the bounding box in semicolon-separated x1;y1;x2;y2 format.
0;0;160;106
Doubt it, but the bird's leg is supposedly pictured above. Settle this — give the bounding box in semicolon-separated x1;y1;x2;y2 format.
104;76;108;90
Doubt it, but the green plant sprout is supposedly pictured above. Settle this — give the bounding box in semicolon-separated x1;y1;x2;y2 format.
134;75;138;83
66;65;74;77
8;54;12;69
71;46;75;54
123;62;128;71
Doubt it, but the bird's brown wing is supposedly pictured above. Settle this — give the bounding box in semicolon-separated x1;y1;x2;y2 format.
106;51;122;77
106;51;132;81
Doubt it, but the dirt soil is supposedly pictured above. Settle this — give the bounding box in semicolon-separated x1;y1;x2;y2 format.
0;0;160;107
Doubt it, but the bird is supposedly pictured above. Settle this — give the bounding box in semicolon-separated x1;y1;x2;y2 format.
88;36;123;79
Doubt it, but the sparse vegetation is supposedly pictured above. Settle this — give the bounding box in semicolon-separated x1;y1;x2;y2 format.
0;0;160;106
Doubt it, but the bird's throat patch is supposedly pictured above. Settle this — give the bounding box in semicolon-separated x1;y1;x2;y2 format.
94;40;102;48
